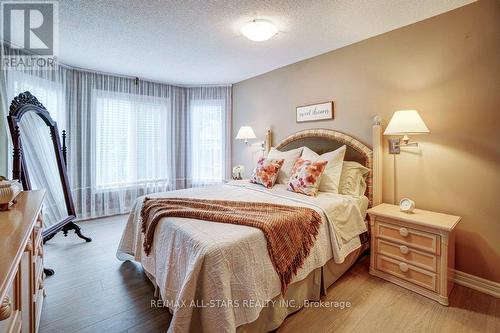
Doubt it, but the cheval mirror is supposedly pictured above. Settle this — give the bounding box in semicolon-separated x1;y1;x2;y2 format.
7;92;91;274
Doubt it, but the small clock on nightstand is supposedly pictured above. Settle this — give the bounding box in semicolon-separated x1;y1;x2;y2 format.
399;198;415;213
367;203;461;306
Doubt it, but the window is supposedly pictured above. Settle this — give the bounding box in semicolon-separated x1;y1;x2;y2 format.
7;72;65;178
93;91;170;190
190;99;225;185
9;72;66;128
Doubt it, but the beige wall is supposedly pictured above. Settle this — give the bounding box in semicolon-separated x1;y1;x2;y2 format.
232;0;500;282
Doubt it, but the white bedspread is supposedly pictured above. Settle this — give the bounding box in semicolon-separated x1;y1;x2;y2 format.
116;182;367;333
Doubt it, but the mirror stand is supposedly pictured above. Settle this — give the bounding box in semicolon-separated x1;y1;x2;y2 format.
8;92;92;276
43;222;92;243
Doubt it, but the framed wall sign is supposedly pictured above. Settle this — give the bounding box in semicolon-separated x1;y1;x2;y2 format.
296;101;334;123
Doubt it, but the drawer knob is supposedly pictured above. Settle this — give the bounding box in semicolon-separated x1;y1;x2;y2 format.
399;228;409;237
399;245;409;254
399;262;409;273
0;296;12;321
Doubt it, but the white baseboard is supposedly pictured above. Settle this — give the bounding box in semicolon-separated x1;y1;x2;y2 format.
453;269;500;298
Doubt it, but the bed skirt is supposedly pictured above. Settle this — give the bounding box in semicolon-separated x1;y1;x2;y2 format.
237;242;369;332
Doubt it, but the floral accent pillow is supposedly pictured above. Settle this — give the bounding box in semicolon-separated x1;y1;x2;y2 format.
250;157;285;188
287;158;329;196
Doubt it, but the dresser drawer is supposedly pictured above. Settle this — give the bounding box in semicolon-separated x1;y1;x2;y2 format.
377;239;437;272
33;255;44;296
376;255;437;292
377;219;440;254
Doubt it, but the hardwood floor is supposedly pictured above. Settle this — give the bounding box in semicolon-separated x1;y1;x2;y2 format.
40;215;499;333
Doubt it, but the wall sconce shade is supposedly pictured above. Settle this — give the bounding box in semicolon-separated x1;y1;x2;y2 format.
384;110;430;135
235;126;256;144
384;110;429;154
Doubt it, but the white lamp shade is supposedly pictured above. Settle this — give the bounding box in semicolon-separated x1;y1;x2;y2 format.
235;126;257;140
384;110;430;135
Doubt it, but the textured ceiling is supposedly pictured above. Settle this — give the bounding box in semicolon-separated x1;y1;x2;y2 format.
58;0;474;85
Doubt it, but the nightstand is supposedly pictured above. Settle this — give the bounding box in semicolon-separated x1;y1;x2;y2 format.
367;203;461;305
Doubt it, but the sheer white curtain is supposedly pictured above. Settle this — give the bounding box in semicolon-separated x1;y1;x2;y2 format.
187;86;231;187
7;71;66;127
1;44;232;220
189;99;225;186
93;90;170;190
68;71;179;218
85;89;172;216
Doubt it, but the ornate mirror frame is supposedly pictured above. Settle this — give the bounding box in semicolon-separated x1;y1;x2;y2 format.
7;91;90;243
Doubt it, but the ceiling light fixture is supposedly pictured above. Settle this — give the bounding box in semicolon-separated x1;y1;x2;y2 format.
241;19;278;42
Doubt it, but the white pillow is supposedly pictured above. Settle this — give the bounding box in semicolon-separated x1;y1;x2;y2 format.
267;147;303;184
339;161;370;197
301;145;346;193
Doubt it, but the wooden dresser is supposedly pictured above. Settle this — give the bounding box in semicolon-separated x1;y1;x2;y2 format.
0;190;46;333
368;203;461;305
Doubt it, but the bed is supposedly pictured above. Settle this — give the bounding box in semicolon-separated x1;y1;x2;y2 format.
117;121;383;333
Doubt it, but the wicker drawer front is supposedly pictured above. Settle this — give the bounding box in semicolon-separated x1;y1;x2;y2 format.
376;255;437;292
377;239;437;272
377;219;440;254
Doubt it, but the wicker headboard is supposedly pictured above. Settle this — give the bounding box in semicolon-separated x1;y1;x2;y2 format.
268;125;383;207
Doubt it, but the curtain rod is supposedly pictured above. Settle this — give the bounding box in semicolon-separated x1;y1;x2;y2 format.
65;63;232;88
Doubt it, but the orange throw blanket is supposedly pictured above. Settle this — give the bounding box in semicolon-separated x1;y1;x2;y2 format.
140;197;322;292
